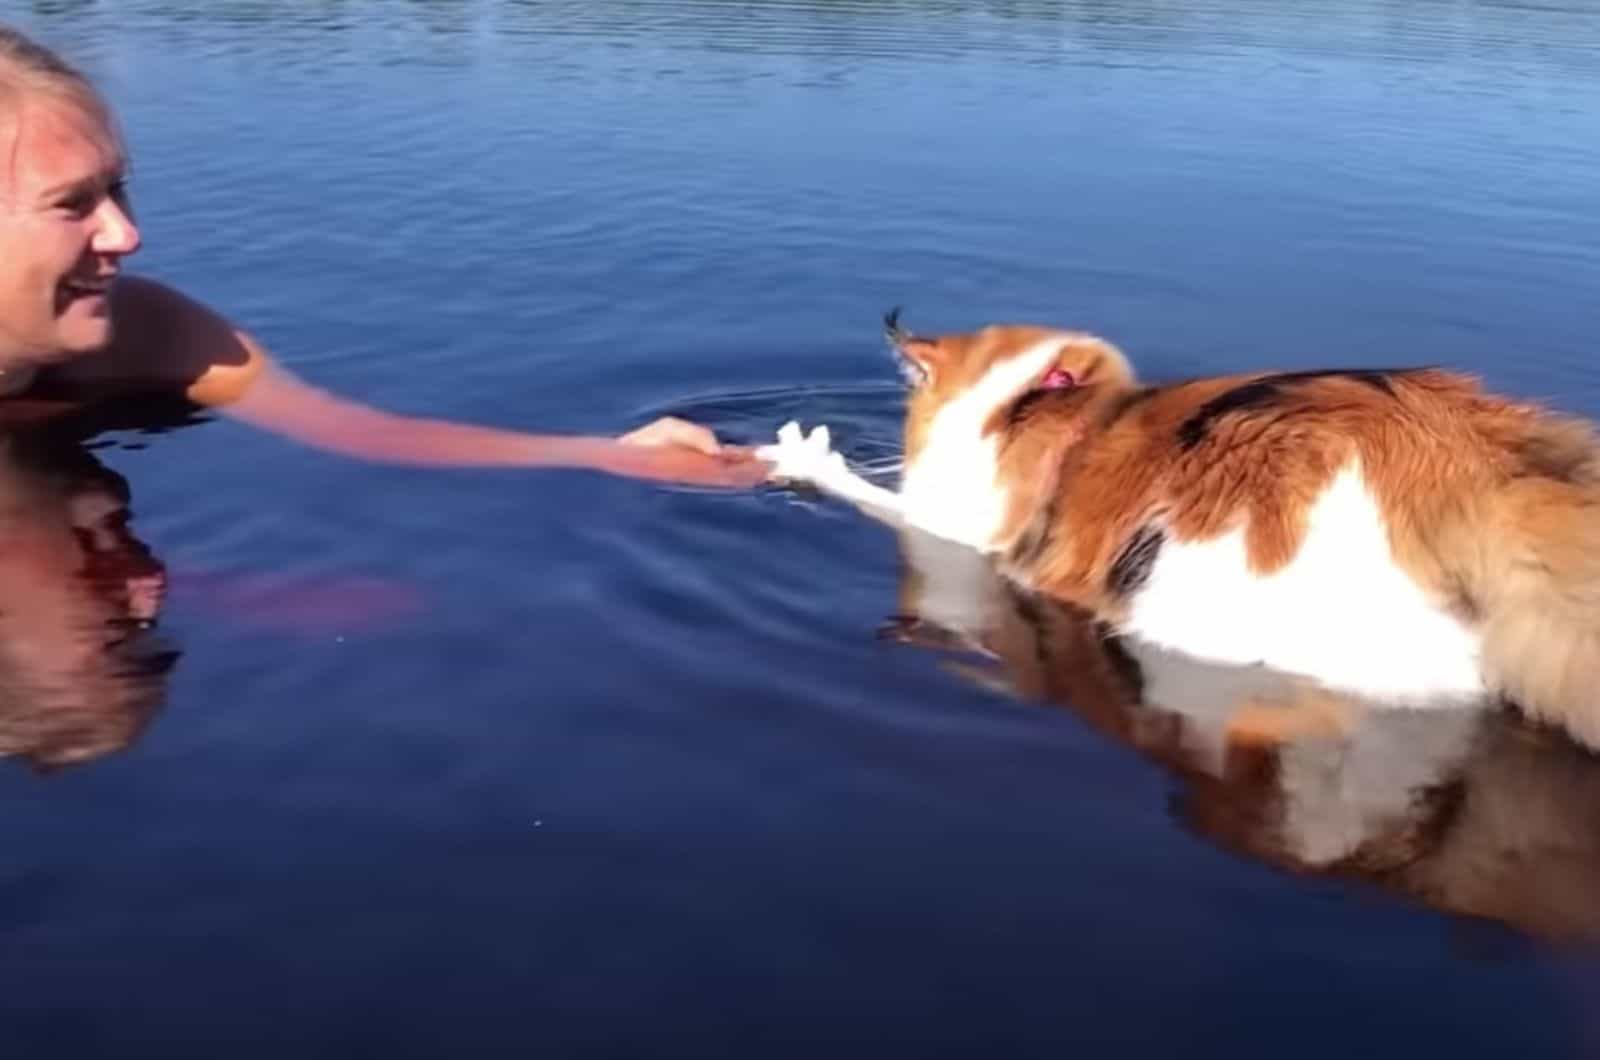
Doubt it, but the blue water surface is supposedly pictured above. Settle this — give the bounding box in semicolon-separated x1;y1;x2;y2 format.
5;2;1600;1056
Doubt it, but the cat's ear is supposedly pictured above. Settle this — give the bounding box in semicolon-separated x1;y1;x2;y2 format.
1048;335;1136;390
884;306;947;386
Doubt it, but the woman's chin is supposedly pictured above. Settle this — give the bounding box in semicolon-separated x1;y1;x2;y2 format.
53;310;116;357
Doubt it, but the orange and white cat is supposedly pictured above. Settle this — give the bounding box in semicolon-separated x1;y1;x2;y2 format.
759;309;1600;751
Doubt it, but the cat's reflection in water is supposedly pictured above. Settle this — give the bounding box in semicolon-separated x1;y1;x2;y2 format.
0;431;176;772
884;526;1600;945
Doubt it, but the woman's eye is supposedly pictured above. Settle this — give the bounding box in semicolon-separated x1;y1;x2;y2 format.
54;179;129;218
55;192;95;217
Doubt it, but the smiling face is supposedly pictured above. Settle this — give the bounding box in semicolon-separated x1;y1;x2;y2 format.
0;93;141;367
883;311;1137;463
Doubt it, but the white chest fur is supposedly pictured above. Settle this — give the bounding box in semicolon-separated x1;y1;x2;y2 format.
899;431;1007;549
899;340;1065;551
1122;462;1486;704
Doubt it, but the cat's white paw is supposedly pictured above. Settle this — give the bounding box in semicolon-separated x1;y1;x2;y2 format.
758;420;840;485
758;419;904;521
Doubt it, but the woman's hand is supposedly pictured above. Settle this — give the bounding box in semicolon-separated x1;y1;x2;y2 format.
618;416;722;454
614;416;771;487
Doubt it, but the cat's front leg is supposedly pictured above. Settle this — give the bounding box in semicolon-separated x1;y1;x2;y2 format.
759;421;905;526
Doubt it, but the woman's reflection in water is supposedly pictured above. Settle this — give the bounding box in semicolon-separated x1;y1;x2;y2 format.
885;527;1600;946
0;420;177;773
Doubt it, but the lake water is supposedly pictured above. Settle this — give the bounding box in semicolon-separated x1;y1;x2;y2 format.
6;1;1600;1055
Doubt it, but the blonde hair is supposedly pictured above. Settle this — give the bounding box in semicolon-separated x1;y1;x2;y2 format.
0;24;101;102
0;23;116;144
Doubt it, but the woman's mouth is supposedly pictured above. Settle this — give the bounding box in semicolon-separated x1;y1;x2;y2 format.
57;274;117;315
61;276;114;300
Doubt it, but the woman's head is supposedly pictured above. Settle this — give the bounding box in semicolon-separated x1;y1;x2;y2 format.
0;25;139;367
